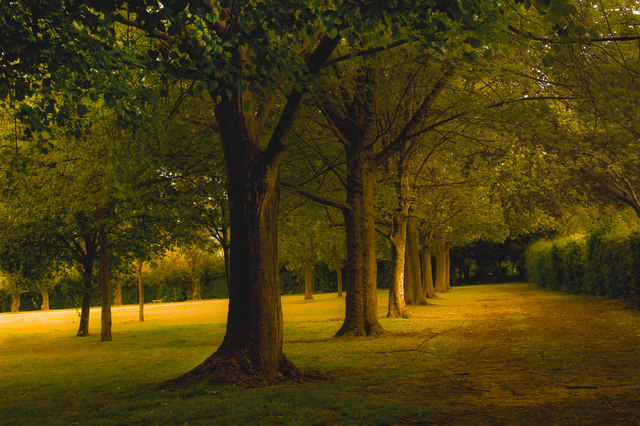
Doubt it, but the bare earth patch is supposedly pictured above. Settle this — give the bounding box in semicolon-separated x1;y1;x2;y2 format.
397;283;640;425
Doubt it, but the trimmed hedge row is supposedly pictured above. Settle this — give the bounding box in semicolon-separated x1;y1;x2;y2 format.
525;227;640;305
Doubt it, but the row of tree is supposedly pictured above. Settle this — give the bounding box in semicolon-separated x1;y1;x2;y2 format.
1;0;638;386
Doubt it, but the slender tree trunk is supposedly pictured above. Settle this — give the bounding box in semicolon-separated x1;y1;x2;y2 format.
113;281;122;306
77;259;94;337
406;216;428;305
10;294;20;313
434;240;448;293
192;278;202;301
304;257;314;300
136;259;144;322
332;246;343;297
337;152;385;337
98;214;112;342
403;241;415;304
387;211;410;318
41;290;50;311
420;247;436;298
445;246;451;291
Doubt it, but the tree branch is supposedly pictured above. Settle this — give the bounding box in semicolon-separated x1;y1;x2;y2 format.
280;179;350;212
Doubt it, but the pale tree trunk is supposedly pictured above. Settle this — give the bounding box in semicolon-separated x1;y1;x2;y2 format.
41;290;50;311
98;211;112;342
420;247;436;299
387;211;410;318
406;216;428;305
332;246;342;298
387;164;410;318
304;257;314;300
136;259;144;322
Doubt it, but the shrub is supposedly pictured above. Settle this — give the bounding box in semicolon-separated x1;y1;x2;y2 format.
525;224;640;306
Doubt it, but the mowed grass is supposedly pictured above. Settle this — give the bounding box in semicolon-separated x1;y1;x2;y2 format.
0;292;452;425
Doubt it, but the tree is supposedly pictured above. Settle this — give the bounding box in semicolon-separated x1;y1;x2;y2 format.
2;0;587;384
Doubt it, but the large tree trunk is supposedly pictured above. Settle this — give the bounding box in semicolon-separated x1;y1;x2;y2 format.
304;257;314;300
161;35;339;387
41;290;50;311
332;246;342;298
387;210;410;318
162;98;295;387
337;152;385;337
10;294;20;313
420;247;436;299
136;259;144;322
406;216;428;305
98;214;112;342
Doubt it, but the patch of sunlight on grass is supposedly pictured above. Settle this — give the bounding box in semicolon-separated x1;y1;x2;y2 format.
0;290;457;424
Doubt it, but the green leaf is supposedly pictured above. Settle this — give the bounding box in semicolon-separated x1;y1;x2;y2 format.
468;37;482;48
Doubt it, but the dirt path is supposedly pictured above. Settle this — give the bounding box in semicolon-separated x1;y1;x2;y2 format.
403;283;640;425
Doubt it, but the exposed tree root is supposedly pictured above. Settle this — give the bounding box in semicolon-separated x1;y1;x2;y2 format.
158;352;325;390
334;324;389;339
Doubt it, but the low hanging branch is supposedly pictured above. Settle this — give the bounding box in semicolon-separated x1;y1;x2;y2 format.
280;179;351;212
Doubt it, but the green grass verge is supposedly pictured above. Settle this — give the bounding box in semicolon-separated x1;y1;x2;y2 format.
0;291;451;425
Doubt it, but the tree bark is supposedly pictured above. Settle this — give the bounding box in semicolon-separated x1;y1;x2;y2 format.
221;228;231;289
161;34;339;387
77;246;96;337
332;246;343;298
41;290;50;311
337;151;385;337
192;277;202;301
403;240;416;304
304;257;314;300
162;97;295;387
406;216;428;305
11;294;20;313
445;245;451;291
98;212;112;342
113;281;122;306
434;240;448;293
387;211;410;318
420;247;436;299
136;259;144;322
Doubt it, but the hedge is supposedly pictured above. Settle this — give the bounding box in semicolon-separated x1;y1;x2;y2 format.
525;227;640;306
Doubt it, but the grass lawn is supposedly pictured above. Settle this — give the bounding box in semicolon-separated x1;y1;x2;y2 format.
0;291;450;425
2;283;640;425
